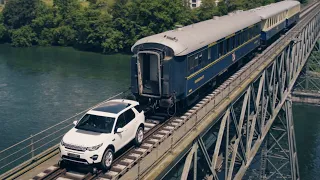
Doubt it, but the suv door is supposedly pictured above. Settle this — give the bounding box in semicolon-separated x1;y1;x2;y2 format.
123;108;137;141
113;114;130;151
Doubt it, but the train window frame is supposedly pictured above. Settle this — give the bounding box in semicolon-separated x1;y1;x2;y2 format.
218;41;223;57
194;55;199;68
241;31;244;44
208;47;211;60
188;55;195;72
235;34;239;47
226;38;230;53
198;53;203;66
231;36;235;50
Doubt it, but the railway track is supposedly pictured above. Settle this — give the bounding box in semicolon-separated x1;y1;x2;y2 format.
29;2;319;180
31;113;169;180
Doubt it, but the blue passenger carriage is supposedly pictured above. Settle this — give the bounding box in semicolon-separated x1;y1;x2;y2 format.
131;11;261;107
252;1;300;44
283;1;301;28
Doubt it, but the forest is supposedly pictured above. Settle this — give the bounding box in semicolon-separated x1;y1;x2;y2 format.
0;0;307;54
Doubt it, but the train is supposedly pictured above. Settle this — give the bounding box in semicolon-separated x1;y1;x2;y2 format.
130;0;301;110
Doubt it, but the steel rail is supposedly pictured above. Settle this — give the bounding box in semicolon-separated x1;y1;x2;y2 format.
35;114;171;180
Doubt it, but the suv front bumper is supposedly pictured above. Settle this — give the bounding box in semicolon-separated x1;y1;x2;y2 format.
59;144;103;165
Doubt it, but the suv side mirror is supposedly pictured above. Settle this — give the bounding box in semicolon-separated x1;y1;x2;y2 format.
73;120;78;126
116;127;124;133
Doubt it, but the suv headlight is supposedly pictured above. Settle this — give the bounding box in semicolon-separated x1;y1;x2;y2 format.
87;143;103;151
60;139;65;146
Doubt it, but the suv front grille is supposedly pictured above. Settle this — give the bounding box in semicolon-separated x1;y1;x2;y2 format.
64;143;87;152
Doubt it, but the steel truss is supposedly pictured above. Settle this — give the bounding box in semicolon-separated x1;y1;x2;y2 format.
295;39;320;92
176;7;320;180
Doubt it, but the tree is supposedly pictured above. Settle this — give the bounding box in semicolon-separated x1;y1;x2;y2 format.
53;25;76;46
3;0;41;29
11;25;37;47
111;0;193;52
0;14;8;42
74;3;122;53
196;0;221;21
53;0;80;21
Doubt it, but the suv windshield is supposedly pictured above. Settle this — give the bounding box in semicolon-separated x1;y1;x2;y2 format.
75;114;115;133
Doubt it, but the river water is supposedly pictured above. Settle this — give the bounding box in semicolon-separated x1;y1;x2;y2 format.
0;45;131;150
0;45;319;179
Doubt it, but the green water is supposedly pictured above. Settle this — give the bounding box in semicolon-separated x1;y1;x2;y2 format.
0;45;319;179
293;104;320;179
0;45;131;150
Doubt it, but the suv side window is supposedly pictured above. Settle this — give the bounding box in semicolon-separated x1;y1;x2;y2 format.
134;105;142;113
115;114;126;129
124;109;135;123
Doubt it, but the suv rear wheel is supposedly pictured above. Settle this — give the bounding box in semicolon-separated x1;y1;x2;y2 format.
134;126;144;146
101;148;114;170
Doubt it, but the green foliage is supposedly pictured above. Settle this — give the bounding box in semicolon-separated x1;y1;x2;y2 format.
0;14;8;42
38;28;55;46
226;0;276;11
195;0;227;21
3;0;41;29
53;25;76;46
0;0;288;53
11;25;37;47
53;0;80;20
0;24;8;42
112;0;194;52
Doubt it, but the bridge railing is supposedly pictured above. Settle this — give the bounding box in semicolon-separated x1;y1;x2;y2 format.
0;89;130;175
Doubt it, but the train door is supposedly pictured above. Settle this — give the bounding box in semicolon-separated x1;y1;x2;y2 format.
137;51;162;98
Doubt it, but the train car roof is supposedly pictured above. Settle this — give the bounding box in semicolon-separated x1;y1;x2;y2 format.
251;0;300;19
131;11;261;56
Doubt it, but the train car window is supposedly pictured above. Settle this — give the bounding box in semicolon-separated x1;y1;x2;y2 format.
241;32;244;44
198;53;202;66
231;37;234;50
218;42;223;57
194;55;199;67
248;28;252;39
212;45;218;60
223;41;227;55
188;55;195;71
235;34;239;47
208;48;211;60
226;39;230;53
188;56;193;71
245;30;249;41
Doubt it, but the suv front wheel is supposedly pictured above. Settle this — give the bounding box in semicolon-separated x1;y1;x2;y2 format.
134;126;144;146
101;148;114;170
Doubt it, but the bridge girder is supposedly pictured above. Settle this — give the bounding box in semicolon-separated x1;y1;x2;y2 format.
154;5;320;180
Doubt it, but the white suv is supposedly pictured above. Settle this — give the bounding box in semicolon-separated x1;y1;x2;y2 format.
59;99;145;170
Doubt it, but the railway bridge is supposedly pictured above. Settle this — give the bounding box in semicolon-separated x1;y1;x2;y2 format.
1;1;320;180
